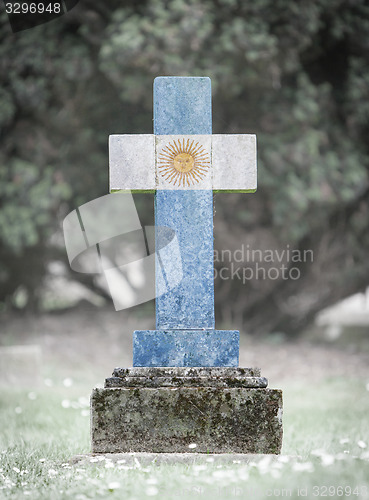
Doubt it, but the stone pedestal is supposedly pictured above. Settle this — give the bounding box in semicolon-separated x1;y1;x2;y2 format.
91;368;283;454
133;330;239;366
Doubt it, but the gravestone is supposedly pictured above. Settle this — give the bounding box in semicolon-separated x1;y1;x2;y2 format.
91;77;283;454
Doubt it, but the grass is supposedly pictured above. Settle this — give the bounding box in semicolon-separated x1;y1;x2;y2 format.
0;377;369;499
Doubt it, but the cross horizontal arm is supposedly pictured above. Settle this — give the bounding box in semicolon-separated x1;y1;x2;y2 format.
109;134;155;192
109;134;257;193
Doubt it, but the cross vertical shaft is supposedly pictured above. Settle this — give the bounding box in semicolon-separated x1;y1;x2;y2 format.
154;77;215;329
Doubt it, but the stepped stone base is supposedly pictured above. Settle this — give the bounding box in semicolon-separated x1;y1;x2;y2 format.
91;368;283;454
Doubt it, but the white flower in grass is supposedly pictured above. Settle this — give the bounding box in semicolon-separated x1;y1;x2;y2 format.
15;407;22;414
48;469;58;477
193;464;207;472
108;482;121;491
61;400;70;409
39;459;46;463
78;396;89;407
321;454;335;466
27;392;37;400
63;378;73;387
4;477;14;487
188;443;197;449
90;458;99;463
146;486;159;496
104;462;114;469
206;457;214;463
292;462;314;472
271;468;281;479
116;459;126;464
238;468;249;481
272;461;283;470
146;477;158;485
366;382;369;391
311;449;325;457
358;440;367;449
81;410;89;417
212;468;238;482
256;455;272;473
212;469;227;478
339;438;349;444
336;453;349;460
13;467;20;473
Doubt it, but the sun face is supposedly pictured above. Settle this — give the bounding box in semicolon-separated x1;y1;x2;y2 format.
158;138;210;187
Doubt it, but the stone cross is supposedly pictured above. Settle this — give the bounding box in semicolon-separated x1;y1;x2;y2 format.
92;77;282;455
109;77;257;367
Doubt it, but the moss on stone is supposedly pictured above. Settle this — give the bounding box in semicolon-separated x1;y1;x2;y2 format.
91;386;283;454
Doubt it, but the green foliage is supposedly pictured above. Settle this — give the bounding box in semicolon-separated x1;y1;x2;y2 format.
0;0;368;321
98;0;369;244
0;160;71;253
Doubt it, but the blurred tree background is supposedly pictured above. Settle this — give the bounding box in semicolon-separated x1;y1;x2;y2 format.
0;0;369;335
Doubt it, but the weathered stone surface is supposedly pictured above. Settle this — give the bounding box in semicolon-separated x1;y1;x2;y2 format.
105;376;268;388
155;191;215;330
154;77;212;136
107;366;266;388
109;133;257;192
154;77;215;334
133;330;239;366
212;134;257;192
113;367;261;377
109;134;155;192
91;386;283;454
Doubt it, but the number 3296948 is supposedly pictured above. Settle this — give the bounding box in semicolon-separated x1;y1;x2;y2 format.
5;3;62;14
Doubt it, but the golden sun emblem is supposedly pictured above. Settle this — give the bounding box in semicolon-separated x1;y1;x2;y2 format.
158;139;210;187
